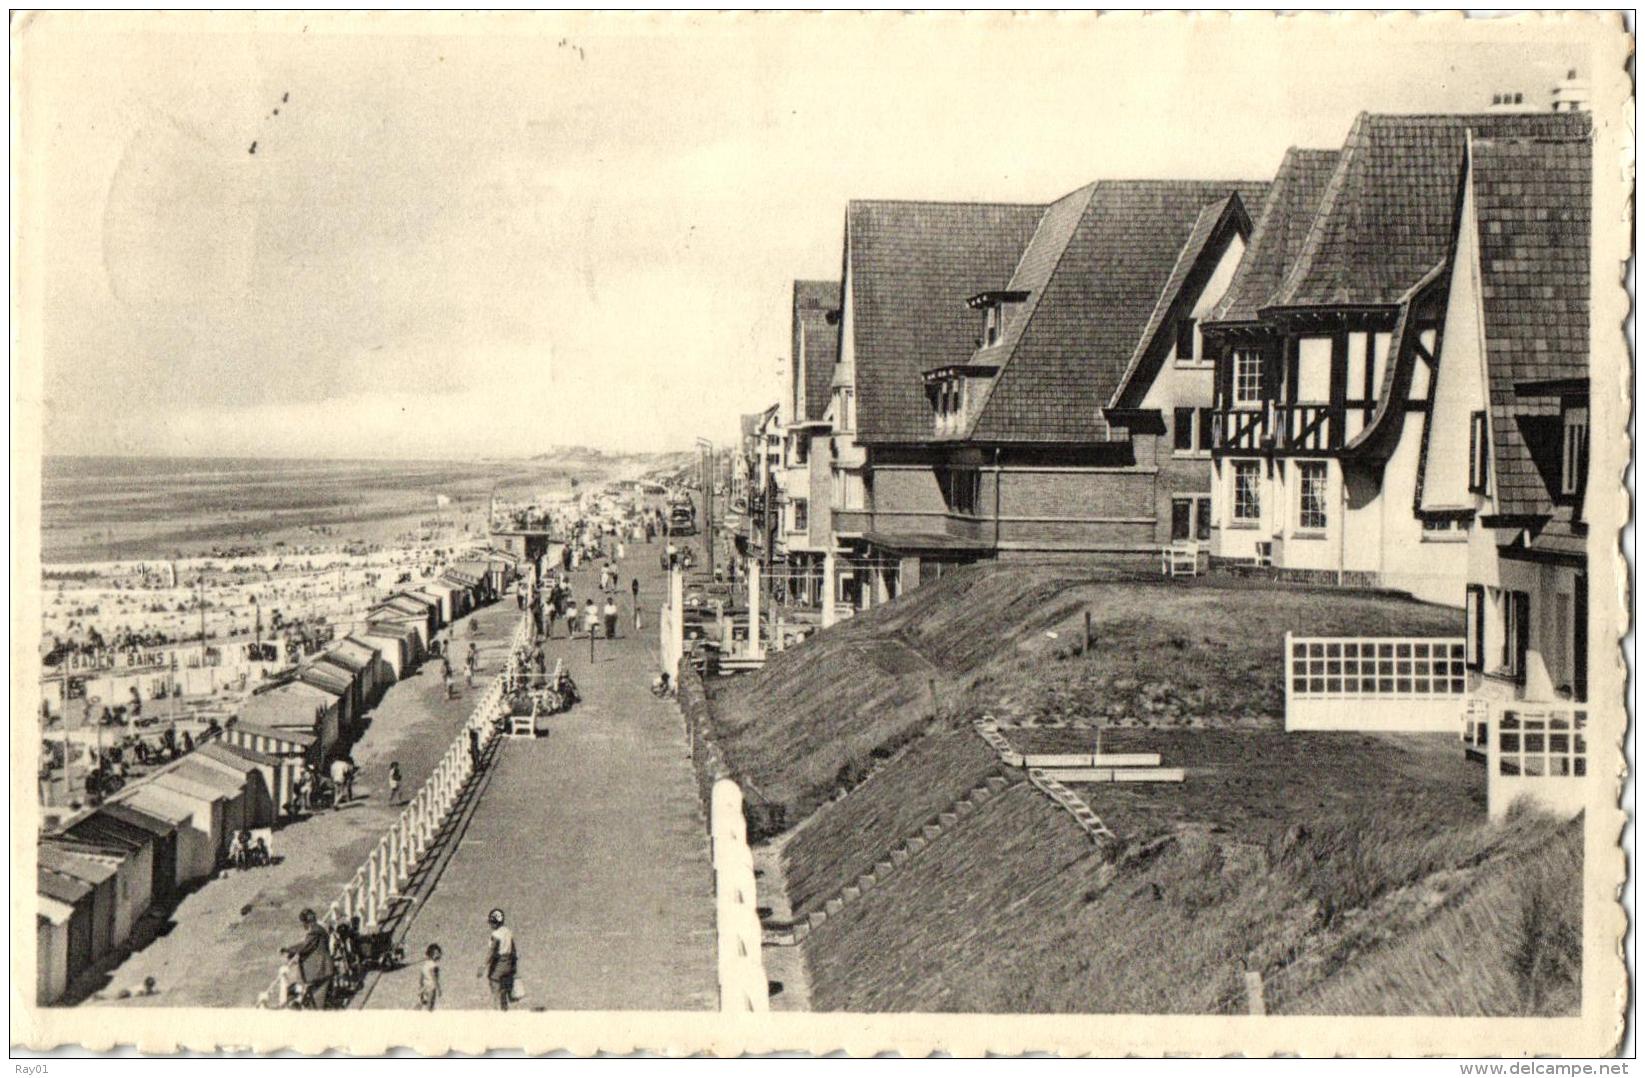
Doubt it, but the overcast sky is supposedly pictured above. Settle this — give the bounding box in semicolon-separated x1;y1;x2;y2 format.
20;12;1590;458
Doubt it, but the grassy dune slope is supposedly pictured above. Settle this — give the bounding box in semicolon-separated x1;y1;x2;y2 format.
804;783;1581;1015
709;564;1461;823
780;730;1004;917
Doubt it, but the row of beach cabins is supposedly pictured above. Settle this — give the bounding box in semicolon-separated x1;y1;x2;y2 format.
36;554;521;1005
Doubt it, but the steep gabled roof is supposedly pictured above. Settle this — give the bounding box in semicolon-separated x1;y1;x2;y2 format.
1204;147;1340;325
793;279;841;423
965;180;1268;443
1270;112;1592;309
846;200;1044;444
1109;193;1253;409
1473;134;1592;520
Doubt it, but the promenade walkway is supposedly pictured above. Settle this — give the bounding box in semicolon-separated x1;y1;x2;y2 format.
364;542;717;1011
93;602;522;1008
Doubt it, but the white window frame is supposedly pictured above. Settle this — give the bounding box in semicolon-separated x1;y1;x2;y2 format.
1296;461;1329;532
1468;411;1490;493
1233;350;1263;406
1561;408;1588;496
1231;460;1261;523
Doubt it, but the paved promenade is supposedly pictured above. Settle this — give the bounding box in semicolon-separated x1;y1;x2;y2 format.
95;601;523;1008
365;544;717;1011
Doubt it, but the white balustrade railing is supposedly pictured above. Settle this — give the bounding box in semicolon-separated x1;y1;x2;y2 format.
259;611;532;1006
1283;633;1469;733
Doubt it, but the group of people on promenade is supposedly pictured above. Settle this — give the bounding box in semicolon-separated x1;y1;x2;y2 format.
269;492;680;1012
275;903;519;1012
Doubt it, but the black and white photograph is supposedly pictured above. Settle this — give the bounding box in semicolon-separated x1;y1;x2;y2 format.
10;9;1632;1059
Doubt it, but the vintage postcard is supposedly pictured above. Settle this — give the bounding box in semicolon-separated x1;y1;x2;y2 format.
9;9;1633;1059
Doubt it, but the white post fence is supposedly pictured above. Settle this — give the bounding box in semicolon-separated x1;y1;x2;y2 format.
711;778;770;1012
259;610;533;1006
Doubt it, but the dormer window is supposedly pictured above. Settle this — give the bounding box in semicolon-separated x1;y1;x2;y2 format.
1561;406;1588;497
967;290;1030;350
984;306;1004;347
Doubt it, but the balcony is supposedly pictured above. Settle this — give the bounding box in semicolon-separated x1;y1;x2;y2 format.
1215;403;1343;453
832;508;872;536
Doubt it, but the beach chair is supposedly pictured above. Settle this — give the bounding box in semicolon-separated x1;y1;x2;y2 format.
1160;540;1200;578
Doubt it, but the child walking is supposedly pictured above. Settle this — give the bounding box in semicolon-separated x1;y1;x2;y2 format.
419;943;443;1011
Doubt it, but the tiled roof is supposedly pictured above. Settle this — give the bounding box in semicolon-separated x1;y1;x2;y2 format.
1270;112;1592;308
1109;193;1251;408
966;180;1268;443
1205;147;1340;325
793;280;841;423
1473;134;1592;520
846;200;1044;443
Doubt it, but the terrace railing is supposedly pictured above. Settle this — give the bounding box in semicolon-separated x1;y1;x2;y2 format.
258;610;533;1007
1283;633;1468;733
1215;403;1346;452
1483;701;1589;820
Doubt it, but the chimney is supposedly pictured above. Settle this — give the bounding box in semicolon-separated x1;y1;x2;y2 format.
1551;68;1590;113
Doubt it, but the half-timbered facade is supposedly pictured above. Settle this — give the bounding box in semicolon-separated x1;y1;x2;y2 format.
1202;112;1591;605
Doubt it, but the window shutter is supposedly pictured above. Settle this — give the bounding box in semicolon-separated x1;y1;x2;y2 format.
1177;318;1196;360
1465;584;1485;670
1573;573;1588;701
1197;407;1215;451
1512;590;1531;682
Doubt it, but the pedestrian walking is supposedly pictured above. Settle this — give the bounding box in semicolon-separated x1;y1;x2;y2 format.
330;757;352;806
603;596;618;640
387;761;402;804
291;908;335;1008
468;725;481;768
442;654;456;699
478;909;518;1011
419;944;443;1012
465;650;476;688
583;599;599;638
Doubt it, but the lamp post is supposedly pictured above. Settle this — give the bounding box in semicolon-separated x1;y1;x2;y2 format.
695;437;716;584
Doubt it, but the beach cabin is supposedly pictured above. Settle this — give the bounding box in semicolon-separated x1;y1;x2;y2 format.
328;637;387;710
37;869;94;1001
112;783;214;888
484;555;517;599
299;660;358;738
368;595;436;651
38;847;117;964
97;801;178;906
171;758;253;854
37;895;76;1004
446;560;491;604
189;742;278;828
410;587;453;629
220;720;316;815
50;810;159;941
356;624;412;680
240;680;342;761
149;767;232;867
